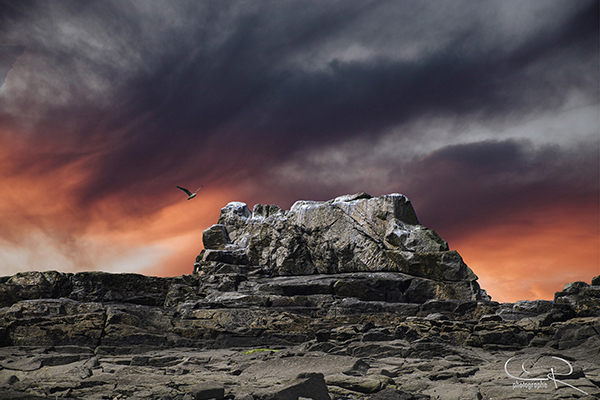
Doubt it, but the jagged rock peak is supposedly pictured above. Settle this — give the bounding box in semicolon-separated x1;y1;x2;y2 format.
195;193;485;301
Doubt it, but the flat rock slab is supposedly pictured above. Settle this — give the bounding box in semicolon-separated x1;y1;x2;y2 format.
325;373;394;394
240;355;366;380
191;382;225;400
253;372;330;400
0;357;42;371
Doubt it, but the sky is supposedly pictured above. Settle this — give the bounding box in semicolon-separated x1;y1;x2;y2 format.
0;0;598;303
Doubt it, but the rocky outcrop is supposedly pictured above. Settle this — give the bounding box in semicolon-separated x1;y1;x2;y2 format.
0;193;598;399
0;271;200;308
195;193;488;303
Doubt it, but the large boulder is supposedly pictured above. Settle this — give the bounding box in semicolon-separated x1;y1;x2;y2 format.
0;271;72;306
554;277;600;317
194;193;485;301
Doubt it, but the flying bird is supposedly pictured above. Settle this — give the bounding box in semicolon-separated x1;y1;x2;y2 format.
176;185;203;200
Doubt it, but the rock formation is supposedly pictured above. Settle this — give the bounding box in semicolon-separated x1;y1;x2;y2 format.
0;193;598;399
195;193;488;303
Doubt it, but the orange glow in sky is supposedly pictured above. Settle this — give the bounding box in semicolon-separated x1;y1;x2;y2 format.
0;154;597;303
451;203;599;302
0;131;598;302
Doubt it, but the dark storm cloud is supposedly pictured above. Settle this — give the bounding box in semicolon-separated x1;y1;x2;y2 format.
1;0;597;209
123;0;598;143
406;139;600;236
261;0;598;143
82;1;388;189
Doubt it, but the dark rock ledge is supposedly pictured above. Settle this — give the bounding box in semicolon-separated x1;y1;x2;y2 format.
0;193;599;399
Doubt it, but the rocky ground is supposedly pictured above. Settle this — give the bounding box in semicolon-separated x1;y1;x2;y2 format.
0;193;598;399
0;271;598;400
0;335;598;400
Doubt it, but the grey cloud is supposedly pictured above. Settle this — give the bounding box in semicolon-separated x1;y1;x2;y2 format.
0;0;597;211
0;46;25;88
405;139;599;236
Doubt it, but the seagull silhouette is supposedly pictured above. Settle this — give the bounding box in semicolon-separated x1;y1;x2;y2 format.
176;185;203;200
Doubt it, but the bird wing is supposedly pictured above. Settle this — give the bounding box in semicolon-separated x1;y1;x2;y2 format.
176;186;193;196
193;186;204;194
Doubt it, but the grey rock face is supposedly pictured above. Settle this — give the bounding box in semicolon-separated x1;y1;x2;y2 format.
195;193;486;302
